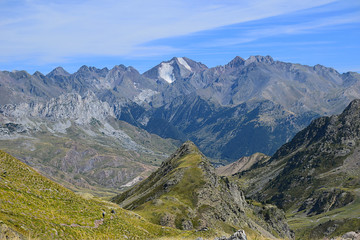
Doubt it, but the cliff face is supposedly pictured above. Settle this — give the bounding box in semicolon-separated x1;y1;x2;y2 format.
113;141;293;239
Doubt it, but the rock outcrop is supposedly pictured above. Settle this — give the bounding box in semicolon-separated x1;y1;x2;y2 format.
214;229;248;240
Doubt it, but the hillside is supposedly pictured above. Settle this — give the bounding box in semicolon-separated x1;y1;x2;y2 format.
112;141;294;239
0;150;228;240
237;99;360;239
0;92;178;196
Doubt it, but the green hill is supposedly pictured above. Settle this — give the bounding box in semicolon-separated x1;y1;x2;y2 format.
0;150;219;240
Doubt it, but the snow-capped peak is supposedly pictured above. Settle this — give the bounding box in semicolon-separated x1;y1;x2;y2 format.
177;57;192;71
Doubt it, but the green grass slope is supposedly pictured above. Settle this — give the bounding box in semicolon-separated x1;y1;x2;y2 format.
0;150;219;240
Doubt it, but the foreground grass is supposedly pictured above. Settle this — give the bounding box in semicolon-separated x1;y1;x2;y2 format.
0;150;224;239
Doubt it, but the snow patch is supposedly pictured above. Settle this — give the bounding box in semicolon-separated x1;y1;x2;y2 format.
177;57;192;71
158;62;175;83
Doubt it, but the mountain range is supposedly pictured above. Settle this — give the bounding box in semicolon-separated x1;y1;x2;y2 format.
2;56;360;161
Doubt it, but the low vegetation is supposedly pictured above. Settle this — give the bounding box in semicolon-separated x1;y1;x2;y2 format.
0;150;221;239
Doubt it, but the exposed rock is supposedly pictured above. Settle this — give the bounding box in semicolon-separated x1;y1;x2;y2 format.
0;222;24;240
160;213;176;228
181;219;193;230
341;231;360;240
214;229;247;240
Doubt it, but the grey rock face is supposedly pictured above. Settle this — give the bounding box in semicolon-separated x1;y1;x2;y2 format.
341;231;360;240
0;222;24;240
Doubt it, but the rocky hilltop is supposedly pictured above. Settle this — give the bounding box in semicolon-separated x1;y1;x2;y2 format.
113;141;293;239
237;99;360;239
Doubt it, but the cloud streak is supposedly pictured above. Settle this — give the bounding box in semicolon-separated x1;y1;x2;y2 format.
202;12;360;48
0;0;338;64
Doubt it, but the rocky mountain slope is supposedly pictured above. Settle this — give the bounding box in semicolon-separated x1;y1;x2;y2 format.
0;92;179;196
236;99;360;239
216;153;270;176
112;141;294;239
2;56;360;161
1;150;212;240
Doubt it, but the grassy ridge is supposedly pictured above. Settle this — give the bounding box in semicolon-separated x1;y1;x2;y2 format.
0;150;219;239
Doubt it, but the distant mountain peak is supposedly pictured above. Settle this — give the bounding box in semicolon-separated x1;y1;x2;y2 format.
78;65;90;72
226;56;246;68
47;66;70;77
33;71;45;77
245;55;274;65
143;57;208;84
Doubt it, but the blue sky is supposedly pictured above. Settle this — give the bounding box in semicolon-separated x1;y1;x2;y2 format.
0;0;359;74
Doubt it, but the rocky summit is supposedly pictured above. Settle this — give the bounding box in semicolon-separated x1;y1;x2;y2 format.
112;141;293;239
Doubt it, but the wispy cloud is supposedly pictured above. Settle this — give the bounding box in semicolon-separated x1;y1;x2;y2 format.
0;0;337;64
203;12;360;47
